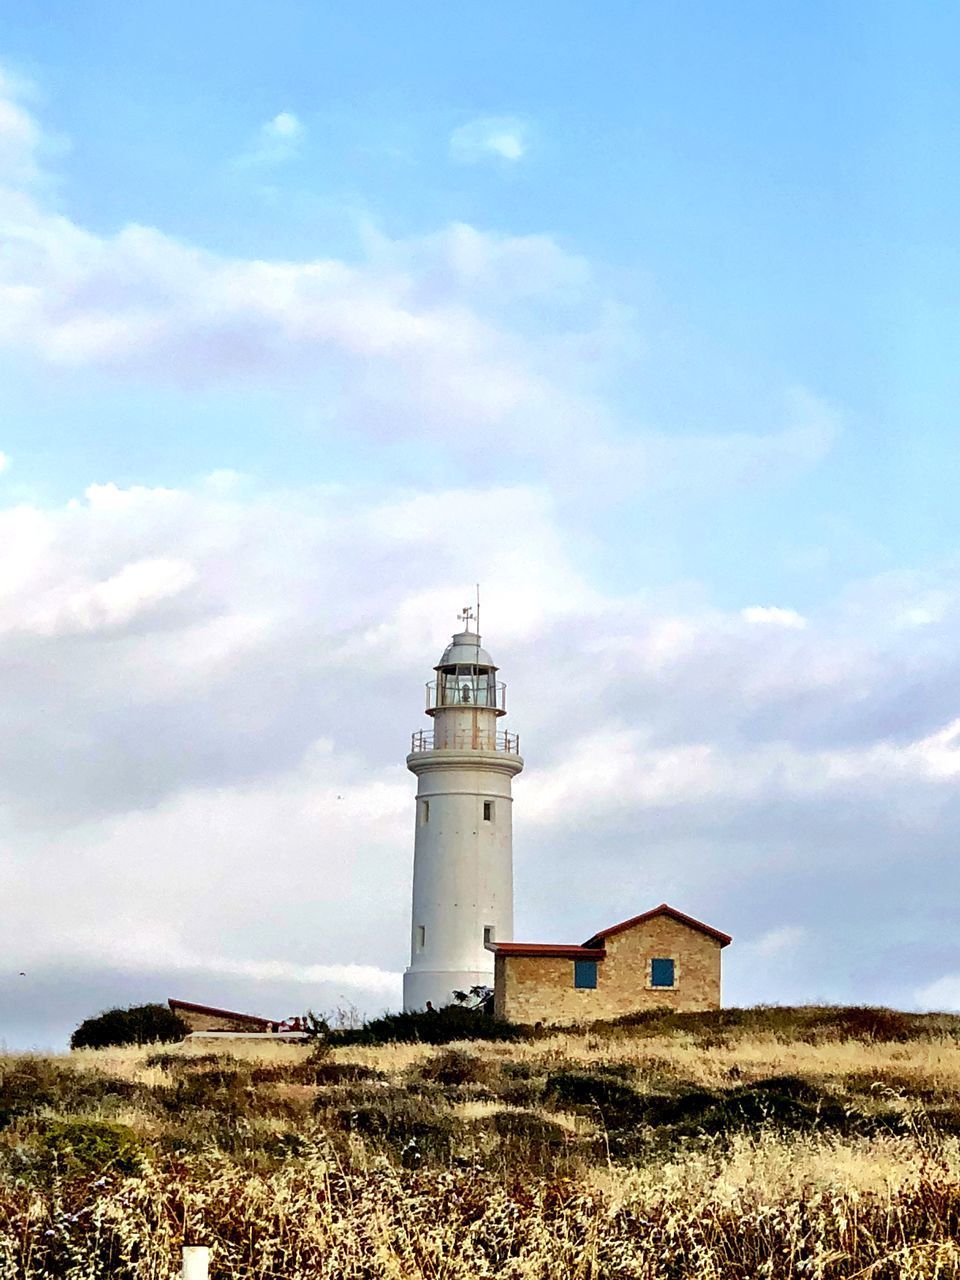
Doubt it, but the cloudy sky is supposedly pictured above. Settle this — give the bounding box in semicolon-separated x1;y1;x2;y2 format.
2;2;960;1049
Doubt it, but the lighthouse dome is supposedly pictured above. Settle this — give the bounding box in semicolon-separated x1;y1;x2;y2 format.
437;631;497;670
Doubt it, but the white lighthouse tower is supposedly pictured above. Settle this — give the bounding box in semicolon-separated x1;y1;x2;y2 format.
403;609;524;1012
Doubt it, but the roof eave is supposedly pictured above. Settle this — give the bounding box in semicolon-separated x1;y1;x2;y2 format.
488;943;606;960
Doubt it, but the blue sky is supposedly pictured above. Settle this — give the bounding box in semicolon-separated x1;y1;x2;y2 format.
2;3;960;1047
2;1;959;599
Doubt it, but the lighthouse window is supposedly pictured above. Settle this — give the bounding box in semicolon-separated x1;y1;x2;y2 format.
416;926;425;949
483;925;494;945
483;801;493;821
421;800;429;825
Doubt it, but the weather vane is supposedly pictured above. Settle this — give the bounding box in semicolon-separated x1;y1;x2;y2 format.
458;604;475;630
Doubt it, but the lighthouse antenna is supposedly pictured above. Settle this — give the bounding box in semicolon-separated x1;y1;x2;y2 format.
476;583;481;659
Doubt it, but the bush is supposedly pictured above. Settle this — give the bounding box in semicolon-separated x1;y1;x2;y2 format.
603;1004;960;1046
157;1067;254;1119
311;1062;386;1085
824;1007;914;1042
0;1059;140;1128
418;1050;491;1087
38;1120;144;1175
145;1052;229;1071
466;1110;576;1174
329;1005;527;1047
71;1004;188;1050
248;1060;382;1086
320;1091;460;1165
612;1075;885;1151
543;1070;644;1127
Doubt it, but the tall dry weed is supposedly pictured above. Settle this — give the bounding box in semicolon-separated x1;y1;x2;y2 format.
5;1009;960;1276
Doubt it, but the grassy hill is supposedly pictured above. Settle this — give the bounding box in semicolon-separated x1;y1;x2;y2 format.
4;1006;960;1277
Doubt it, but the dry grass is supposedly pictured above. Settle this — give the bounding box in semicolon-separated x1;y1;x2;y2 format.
4;1007;960;1277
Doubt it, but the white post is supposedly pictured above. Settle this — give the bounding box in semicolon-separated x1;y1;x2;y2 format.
182;1246;210;1280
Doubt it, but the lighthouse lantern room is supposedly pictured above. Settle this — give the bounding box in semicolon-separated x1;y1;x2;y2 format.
403;610;524;1012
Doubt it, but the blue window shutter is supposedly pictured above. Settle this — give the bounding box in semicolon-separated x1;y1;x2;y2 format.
574;960;597;989
651;958;675;987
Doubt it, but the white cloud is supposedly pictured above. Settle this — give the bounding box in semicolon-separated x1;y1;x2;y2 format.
523;710;960;836
744;926;807;957
915;975;960;1012
25;557;198;637
66;936;401;998
8;69;960;1041
449;115;529;163
742;605;808;629
0;194;833;484
0;78;841;498
233;110;305;167
0;71;43;186
266;111;302;140
190;957;400;995
0;472;959;1038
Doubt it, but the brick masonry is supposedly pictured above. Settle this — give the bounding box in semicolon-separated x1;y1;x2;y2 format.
494;914;725;1024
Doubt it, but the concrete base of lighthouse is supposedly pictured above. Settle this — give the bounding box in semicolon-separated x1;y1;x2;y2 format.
403;968;494;1012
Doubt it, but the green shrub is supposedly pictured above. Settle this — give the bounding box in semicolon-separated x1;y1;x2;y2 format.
144;1052;229;1071
544;1070;644;1127
823;1007;914;1042
418;1050;491;1087
493;1078;541;1107
71;1004;188;1050
603;1005;960;1045
247;1059;383;1086
329;1005;527;1047
39;1120;144;1175
0;1059;140;1128
465;1109;576;1174
320;1090;460;1165
311;1062;385;1085
143;1051;181;1070
621;1075;882;1147
157;1066;254;1118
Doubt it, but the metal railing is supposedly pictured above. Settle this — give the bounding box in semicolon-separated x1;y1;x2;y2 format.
426;677;506;712
410;728;520;755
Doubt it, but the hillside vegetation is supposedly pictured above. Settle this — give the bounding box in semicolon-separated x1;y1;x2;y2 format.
4;1006;960;1277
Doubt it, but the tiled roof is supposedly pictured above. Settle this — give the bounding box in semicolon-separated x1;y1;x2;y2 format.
486;903;731;962
583;903;732;948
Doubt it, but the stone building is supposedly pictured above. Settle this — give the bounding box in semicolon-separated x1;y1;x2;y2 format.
487;904;731;1025
168;998;281;1035
166;999;309;1040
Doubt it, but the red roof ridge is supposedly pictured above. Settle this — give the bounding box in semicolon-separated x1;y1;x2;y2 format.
582;903;732;948
168;997;278;1027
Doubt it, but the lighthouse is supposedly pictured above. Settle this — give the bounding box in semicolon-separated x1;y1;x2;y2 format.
403;610;524;1012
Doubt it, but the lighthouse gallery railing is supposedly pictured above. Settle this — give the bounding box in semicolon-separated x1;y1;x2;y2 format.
409;728;520;755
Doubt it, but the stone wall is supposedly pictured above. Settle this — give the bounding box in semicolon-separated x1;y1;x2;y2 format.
494;952;600;1024
496;916;723;1025
174;1008;271;1034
